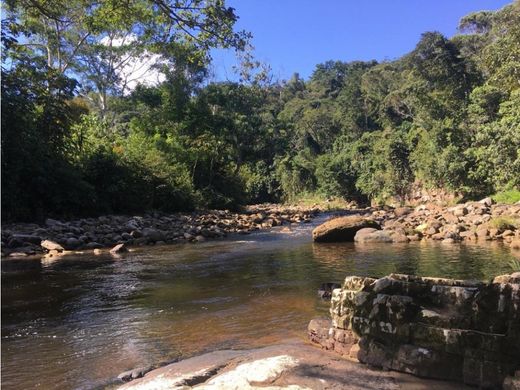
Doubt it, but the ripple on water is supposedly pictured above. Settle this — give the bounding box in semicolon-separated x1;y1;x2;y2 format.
1;222;517;389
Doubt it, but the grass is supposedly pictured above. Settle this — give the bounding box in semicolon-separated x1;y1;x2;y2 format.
492;189;520;204
285;193;354;211
489;216;520;230
509;259;520;272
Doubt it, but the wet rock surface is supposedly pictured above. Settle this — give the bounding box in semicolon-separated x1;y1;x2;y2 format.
309;273;520;389
1;204;320;258
117;340;468;390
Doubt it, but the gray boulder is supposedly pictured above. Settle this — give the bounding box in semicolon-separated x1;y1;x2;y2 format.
142;228;165;242
354;228;392;243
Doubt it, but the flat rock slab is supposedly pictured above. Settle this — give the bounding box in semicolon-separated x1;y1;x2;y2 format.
118;340;470;390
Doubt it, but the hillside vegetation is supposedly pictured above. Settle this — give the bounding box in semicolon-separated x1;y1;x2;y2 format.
2;1;519;221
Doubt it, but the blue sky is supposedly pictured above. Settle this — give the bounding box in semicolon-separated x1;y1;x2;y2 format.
210;0;512;81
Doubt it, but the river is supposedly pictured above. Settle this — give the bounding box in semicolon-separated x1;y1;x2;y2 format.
1;215;517;389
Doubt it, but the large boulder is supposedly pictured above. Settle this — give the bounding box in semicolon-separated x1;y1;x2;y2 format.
354;228;392;243
312;216;380;242
142;228;166;243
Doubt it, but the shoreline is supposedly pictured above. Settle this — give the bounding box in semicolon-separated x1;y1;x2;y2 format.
1;204;328;259
3;198;520;259
1;198;520;258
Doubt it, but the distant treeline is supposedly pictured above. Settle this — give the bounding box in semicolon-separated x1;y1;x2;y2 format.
2;1;519;221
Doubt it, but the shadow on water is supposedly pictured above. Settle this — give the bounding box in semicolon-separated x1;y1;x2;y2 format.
1;218;517;389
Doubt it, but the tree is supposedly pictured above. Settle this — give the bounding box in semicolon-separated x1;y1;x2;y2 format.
5;0;250;112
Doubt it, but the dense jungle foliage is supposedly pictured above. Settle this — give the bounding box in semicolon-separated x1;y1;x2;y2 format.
2;1;520;221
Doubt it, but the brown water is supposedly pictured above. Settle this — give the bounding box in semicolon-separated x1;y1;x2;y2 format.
1;215;517;389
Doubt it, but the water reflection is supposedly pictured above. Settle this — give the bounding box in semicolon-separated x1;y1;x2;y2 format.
1;220;516;389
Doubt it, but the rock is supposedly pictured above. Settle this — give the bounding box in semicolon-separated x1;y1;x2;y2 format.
117;340;452;390
511;239;520;250
118;367;152;382
394;207;412;217
476;228;491;240
390;232;409;243
9;234;42;246
85;242;103;249
460;231;476;240
194;235;205;242
142;228;165;243
130;230;142;239
442;213;459;224
9;252;28;257
354;229;393;243
479;197;494;207
353;228;378;241
252;213;265;223
503;374;520;390
414;223;428;234
310;272;520;389
313;216;380;242
318;283;341;299
426;226;439;236
110;243;128;254
6;236;25;248
93;248;103;255
493;272;520;284
65;237;81;249
453;207;468;217
45;218;62;227
308;318;334;347
41;240;64;252
121;232;132;241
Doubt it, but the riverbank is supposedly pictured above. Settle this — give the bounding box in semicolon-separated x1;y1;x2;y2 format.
2;211;517;389
117;339;470;390
3;198;520;258
371;197;520;246
1;204;327;258
311;197;520;248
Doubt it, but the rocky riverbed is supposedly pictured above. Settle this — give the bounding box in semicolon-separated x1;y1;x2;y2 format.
373;197;520;246
312;197;520;250
1;204;321;258
3;197;520;259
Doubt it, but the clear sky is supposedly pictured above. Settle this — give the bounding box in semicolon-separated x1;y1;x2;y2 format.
210;0;512;81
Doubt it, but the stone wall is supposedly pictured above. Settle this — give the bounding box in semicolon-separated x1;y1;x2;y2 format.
308;273;520;389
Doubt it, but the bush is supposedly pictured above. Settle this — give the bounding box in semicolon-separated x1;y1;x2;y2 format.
489;216;519;230
492;189;520;204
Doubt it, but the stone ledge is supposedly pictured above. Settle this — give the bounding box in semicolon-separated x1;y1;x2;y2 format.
309;273;520;388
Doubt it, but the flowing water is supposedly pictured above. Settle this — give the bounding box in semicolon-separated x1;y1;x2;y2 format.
1;215;517;389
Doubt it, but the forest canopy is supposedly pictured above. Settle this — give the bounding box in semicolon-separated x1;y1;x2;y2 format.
2;0;520;221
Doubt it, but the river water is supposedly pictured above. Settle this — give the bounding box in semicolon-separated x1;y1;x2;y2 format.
1;215;517;389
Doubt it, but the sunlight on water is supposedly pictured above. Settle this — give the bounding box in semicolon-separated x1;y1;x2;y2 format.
1;216;517;389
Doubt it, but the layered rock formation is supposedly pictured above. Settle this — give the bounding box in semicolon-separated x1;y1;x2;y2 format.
309;273;520;389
